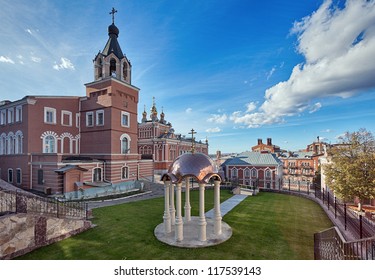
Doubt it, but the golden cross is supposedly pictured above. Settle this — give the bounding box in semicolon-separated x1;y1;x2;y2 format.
189;128;196;154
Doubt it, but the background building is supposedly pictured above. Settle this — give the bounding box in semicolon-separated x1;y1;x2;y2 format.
221;151;283;189
138;100;208;175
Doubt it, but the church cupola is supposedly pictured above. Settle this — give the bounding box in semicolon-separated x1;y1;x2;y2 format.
150;97;158;122
93;8;132;84
142;105;147;123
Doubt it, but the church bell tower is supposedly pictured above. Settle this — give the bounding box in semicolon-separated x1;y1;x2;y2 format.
93;8;132;84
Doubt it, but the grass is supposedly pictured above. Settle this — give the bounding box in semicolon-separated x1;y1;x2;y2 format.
17;190;332;260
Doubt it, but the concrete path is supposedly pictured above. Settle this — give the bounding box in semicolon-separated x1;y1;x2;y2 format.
205;194;248;218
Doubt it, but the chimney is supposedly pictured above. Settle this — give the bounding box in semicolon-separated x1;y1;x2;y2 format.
257;138;263;145
267;138;272;146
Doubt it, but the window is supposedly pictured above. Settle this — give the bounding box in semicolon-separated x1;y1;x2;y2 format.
38;169;44;185
7;108;14;124
0;135;5;155
76;113;80;128
93;167;102;182
120;134;131;154
8;169;13;183
96;110;104;126
0;110;6;125
244;169;250;177
265;170;271;178
231;168;238;178
44;135;56;153
121;166;129;179
251;169;257;177
44;107;56;124
121;111;130;127
61;110;72;126
16;168;22;184
86;112;93;127
15;106;22;122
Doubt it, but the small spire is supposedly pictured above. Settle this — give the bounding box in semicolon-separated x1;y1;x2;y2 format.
109;7;118;24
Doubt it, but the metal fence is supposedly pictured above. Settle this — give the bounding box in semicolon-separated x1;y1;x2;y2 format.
314;227;375;260
274;184;375;240
0;189;88;220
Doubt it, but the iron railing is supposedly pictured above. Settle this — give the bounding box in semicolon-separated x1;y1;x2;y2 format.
0;189;88;220
314;227;375;260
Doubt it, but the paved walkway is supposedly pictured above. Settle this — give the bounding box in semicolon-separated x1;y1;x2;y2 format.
206;194;248;218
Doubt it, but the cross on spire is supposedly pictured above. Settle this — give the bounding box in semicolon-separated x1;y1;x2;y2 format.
109;7;118;24
189;128;196;154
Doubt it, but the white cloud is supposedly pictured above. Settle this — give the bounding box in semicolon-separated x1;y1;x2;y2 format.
207;113;228;124
0;56;15;64
246;102;257;113
185;108;192;113
266;66;276;80
25;29;33;35
53;57;75;70
206;127;221;133
31;56;41;63
321;129;333;133
309;102;322;113
231;0;375;128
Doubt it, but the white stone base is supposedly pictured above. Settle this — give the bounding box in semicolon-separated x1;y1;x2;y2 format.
154;217;232;248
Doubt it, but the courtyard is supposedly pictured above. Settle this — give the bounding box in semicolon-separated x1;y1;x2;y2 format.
17;190;332;260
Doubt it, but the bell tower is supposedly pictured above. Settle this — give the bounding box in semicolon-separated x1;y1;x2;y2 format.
93;8;132;84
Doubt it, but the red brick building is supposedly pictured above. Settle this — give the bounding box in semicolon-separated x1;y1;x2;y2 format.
0;16;153;195
221;151;283;189
138;99;208;175
251;138;282;153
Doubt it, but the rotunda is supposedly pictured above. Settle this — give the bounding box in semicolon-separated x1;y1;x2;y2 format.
154;152;232;248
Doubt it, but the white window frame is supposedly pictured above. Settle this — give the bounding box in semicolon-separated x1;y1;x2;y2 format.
121;111;130;128
121;166;129;179
120;134;131;154
76;113;80;128
43;135;56;153
0;110;6;125
7;108;14;124
231;167;238;179
15;106;22;122
86;112;94;127
44;107;56;124
92;167;103;182
96;110;104;126
61;110;72;126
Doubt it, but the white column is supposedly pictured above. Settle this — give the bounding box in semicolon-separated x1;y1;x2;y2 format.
198;183;207;242
175;183;183;241
169;182;176;225
184;178;191;222
163;180;171;233
213;179;222;235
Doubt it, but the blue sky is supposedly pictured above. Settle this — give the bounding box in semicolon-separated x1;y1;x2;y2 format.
1;0;375;153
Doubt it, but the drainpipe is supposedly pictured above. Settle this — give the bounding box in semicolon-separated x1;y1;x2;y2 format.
29;153;33;190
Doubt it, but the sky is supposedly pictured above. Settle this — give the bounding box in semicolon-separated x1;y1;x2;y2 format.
1;0;375;154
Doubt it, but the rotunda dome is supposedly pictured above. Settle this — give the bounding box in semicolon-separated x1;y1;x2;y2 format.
162;152;222;183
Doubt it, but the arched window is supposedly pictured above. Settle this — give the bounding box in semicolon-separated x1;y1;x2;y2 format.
265;169;271;178
7;133;15;154
121;166;128;179
44;135;56;153
0;134;6;155
93;167;102;182
110;58;116;77
123;62;128;80
231;168;238;178
98;58;103;78
15;131;23;154
120;134;131;154
251;169;257;177
244;169;250;177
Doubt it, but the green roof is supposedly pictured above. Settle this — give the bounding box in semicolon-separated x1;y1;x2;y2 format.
223;151;282;166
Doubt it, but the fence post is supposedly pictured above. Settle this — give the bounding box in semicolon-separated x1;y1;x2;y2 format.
298;181;300;192
322;189;325;204
334;197;337;219
288;179;290;192
328;192;330;210
307;182;310;195
56;200;59;218
314;183;316;198
344;203;347;230
359;215;363;239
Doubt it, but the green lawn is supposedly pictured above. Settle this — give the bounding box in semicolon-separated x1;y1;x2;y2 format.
18;190;332;260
